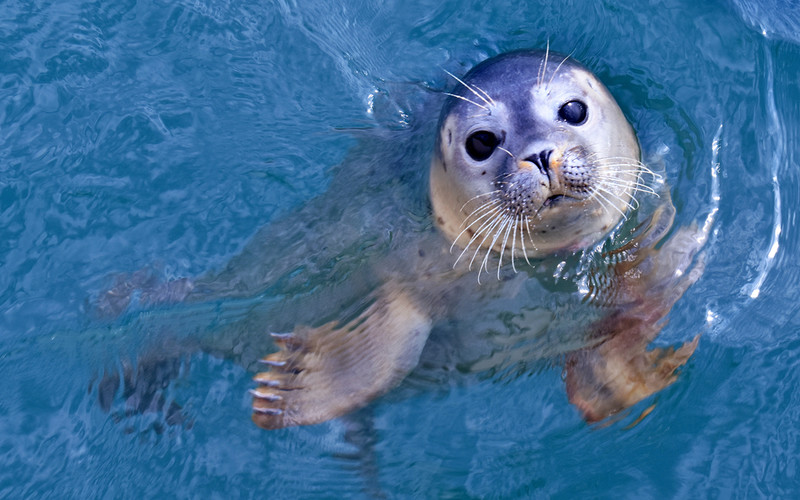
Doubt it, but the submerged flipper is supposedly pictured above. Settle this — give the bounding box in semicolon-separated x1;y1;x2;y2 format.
251;285;432;429
565;316;701;423
94;344;196;430
566;201;709;422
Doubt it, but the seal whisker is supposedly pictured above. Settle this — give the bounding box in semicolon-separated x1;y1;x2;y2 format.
463;212;504;279
590;156;642;164
524;216;535;244
586;153;641;165
451;202;503;255
498;214;516;277
458;190;502;215
454;215;498;266
518;215;534;267
591;162;650;176
469;215;505;273
592;173;652;190
510;215;519;273
598;174;656;193
591;157;660;179
460;198;505;226
595;180;657;199
637;165;660;179
456;210;503;270
443;92;489;112
481;216;510;279
593;171;646;186
589;160;640;168
546;50;576;90
589;191;614;217
443;69;494;107
592;174;658;197
596;185;639;211
537;40;551;88
592;167;646;177
493;170;518;183
472;84;496;107
598;184;642;210
590;189;629;220
586;153;638;161
591;154;650;166
464;199;504;225
589;161;657;188
497;146;515;158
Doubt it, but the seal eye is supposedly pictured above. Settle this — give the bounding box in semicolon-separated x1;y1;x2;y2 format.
558;100;587;125
465;131;499;161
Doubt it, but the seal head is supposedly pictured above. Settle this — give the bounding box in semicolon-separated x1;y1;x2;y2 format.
431;50;643;269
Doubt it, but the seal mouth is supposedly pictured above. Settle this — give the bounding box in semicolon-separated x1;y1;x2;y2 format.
543;194;565;207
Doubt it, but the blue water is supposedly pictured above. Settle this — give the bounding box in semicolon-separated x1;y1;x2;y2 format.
2;0;800;497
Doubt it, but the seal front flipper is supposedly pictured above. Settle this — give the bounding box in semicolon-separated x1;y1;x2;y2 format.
565;203;708;423
565;316;701;423
251;285;433;429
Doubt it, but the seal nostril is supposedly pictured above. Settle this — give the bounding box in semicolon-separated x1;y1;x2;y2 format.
524;150;554;174
540;150;552;168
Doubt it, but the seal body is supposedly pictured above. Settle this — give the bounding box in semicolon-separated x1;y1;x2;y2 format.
431;51;642;263
250;49;706;431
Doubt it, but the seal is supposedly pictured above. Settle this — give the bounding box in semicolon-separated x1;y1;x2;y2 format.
250;50;707;430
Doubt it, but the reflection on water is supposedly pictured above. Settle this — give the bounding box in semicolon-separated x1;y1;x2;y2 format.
746;44;782;300
2;0;800;497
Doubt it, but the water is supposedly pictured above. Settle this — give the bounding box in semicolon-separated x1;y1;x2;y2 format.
2;0;800;497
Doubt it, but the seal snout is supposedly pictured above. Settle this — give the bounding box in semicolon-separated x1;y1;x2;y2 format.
517;149;553;176
517;148;567;199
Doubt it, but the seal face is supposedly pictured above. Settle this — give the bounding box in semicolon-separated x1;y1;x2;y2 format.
430;50;645;272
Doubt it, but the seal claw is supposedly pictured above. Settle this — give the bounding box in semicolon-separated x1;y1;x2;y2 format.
259;359;286;367
249;389;282;401
253;374;280;386
252;407;283;416
269;331;302;350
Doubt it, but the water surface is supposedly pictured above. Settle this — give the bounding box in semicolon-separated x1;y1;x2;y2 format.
2;0;800;497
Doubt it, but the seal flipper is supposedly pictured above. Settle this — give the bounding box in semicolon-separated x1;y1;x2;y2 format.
566;202;708;423
565;315;701;423
251;286;432;429
94;348;195;430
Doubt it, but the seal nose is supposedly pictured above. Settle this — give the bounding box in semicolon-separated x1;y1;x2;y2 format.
517;150;553;175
